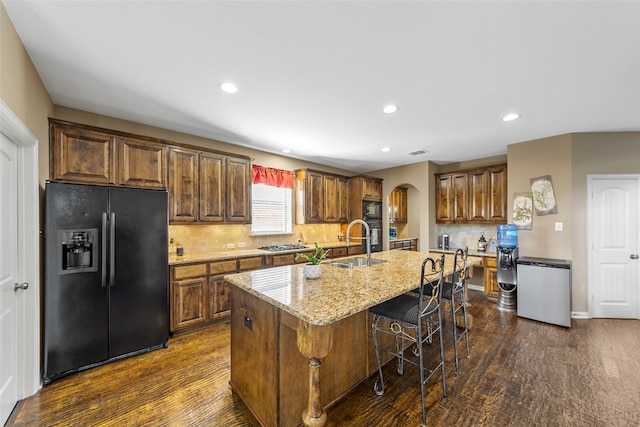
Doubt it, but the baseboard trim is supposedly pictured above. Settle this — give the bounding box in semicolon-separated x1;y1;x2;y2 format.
571;311;589;319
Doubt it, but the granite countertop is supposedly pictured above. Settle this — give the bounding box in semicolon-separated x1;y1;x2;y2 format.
429;247;497;258
168;240;350;265
224;250;483;326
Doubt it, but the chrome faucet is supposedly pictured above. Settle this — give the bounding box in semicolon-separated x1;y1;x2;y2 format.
346;219;371;266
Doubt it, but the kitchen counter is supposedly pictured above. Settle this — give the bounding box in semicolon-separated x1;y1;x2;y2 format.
430;247;497;258
225;250;481;326
225;250;482;427
168;240;350;265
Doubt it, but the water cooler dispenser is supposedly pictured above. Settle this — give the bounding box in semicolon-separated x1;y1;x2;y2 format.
496;224;518;311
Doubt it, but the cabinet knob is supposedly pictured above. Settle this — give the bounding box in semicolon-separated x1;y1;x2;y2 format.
631;254;639;260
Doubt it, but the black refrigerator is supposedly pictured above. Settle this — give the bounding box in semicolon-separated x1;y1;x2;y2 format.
44;181;169;384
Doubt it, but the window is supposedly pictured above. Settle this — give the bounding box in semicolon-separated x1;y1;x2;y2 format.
251;183;292;235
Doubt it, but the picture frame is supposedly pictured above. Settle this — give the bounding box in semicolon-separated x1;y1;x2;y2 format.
530;175;558;215
513;192;533;230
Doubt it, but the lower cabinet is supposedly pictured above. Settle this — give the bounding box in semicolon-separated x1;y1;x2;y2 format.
171;249;365;335
171;257;264;334
389;238;418;251
483;256;499;299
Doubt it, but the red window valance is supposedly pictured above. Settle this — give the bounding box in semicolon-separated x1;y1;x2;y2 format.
252;164;294;189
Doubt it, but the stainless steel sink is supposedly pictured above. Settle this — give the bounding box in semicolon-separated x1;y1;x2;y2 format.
328;257;387;268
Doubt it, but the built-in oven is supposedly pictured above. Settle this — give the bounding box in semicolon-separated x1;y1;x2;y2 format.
363;201;382;221
365;220;382;253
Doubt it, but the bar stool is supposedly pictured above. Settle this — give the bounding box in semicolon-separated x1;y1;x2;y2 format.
370;255;447;427
441;247;470;374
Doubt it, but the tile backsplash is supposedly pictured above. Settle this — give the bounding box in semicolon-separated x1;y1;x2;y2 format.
434;224;500;251
168;223;344;255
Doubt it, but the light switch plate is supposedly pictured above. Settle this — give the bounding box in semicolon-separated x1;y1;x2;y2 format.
226;243;235;249
555;222;563;231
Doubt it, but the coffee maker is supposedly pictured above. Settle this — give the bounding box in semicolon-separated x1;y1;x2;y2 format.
496;225;518;311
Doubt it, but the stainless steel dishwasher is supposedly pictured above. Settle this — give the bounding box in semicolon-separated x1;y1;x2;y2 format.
516;257;572;327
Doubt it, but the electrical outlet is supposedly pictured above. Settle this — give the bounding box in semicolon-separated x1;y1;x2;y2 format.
555;222;563;231
226;243;235;249
238;242;246;248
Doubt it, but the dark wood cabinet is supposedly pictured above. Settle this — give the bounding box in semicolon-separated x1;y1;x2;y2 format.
337;176;350;223
50;121;117;185
171;263;209;332
362;176;383;201
389;238;418;251
389;187;407;223
169;147;199;222
199;152;225;222
435;164;507;224
50;120;167;188
118;136;167;189
483;256;499;299
169;147;251;224
226;156;251;223
295;169;349;224
170;257;263;335
487;166;508;223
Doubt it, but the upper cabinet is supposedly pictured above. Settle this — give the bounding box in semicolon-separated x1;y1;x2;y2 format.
169;147;251;224
435;164;507;224
352;175;382;201
389;187;408;223
295;169;349;224
50;119;250;225
50;119;166;189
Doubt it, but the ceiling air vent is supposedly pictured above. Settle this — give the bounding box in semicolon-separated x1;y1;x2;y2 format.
408;149;428;156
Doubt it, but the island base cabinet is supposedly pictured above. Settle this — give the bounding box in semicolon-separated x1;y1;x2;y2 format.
230;287;279;426
230;287;370;427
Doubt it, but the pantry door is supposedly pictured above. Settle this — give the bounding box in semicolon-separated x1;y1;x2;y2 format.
0;101;40;425
590;176;639;318
0;132;19;425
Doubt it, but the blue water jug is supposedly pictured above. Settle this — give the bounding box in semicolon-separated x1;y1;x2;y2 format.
497;224;518;248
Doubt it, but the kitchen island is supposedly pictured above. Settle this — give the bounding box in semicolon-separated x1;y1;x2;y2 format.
224;250;481;427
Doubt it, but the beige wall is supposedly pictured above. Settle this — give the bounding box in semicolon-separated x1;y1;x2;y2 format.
507;134;573;259
507;132;640;313
370;161;431;251
571;132;640;312
1;3;54;187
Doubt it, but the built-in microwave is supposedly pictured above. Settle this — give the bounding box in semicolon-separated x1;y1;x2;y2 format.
363;201;382;220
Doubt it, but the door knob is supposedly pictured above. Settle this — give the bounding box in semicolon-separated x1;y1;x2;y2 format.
14;282;29;291
631;254;639;260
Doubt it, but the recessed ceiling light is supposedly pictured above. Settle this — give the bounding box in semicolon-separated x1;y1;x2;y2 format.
502;113;520;122
282;148;291;154
382;105;398;114
220;82;238;94
381;147;392;152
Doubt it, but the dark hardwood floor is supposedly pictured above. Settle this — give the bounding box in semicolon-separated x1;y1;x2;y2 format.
7;290;640;426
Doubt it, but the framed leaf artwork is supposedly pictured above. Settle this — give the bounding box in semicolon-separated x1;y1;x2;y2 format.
530;175;558;215
513;192;533;230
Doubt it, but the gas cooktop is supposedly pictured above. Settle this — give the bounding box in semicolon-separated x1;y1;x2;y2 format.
259;244;308;252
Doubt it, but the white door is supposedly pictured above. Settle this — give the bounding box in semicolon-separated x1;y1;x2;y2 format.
590;177;639;318
0;133;20;424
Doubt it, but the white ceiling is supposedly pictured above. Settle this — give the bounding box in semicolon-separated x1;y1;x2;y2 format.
4;1;640;173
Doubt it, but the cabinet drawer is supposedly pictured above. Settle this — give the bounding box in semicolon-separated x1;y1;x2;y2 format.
238;256;264;271
270;254;295;267
209;260;238;275
173;263;208;280
329;247;347;258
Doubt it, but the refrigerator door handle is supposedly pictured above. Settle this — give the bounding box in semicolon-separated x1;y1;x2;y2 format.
110;212;116;287
102;212;108;287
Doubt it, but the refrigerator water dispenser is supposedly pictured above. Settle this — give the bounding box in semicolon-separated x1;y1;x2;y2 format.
58;229;98;274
